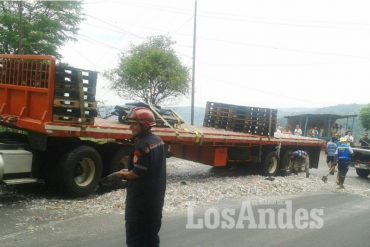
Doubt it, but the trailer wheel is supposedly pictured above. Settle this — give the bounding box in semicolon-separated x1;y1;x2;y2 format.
105;147;132;188
59;145;103;197
262;151;279;176
356;169;370;178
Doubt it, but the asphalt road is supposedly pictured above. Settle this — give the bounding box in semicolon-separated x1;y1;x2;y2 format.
1;192;369;247
1;152;369;247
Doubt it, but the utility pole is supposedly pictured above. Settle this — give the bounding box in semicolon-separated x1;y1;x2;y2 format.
191;0;197;125
18;1;24;54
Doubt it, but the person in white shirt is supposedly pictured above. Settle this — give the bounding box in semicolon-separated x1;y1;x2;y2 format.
294;124;302;136
344;131;354;146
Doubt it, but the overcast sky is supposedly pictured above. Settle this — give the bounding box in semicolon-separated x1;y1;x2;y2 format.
60;0;370;109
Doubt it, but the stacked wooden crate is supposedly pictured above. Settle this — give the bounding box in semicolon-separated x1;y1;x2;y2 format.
203;101;277;136
53;66;97;125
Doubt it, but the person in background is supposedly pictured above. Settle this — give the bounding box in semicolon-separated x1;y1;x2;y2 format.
344;131;354;147
282;127;292;134
274;126;282;137
311;127;319;138
359;133;369;149
326;137;338;175
294;124;303;136
335;137;353;189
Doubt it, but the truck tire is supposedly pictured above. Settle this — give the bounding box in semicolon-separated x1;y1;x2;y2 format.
105;147;132;188
262;151;279;176
356;169;370;178
59;145;103;197
118;112;126;124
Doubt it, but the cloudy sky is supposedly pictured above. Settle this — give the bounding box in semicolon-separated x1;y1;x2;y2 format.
60;0;370;109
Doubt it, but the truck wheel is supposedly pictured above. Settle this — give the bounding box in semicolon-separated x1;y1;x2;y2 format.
356;169;370;178
106;147;132;188
118;112;126;124
262;151;279;176
59;145;103;197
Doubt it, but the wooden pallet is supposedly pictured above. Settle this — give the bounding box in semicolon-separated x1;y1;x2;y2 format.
53;107;97;118
53;65;98;125
203;101;277;136
56;67;97;87
54;90;96;102
54;99;97;110
53;114;94;124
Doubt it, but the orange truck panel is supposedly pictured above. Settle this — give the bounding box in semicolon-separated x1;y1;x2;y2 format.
170;144;228;167
0;55;55;132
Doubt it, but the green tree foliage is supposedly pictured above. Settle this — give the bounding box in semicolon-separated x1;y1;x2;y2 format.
359;104;370;130
106;35;190;105
0;1;83;59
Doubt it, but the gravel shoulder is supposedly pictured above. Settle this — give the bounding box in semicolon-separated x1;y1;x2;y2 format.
1;151;369;238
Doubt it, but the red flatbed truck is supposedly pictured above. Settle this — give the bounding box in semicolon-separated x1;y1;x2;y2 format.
0;55;323;197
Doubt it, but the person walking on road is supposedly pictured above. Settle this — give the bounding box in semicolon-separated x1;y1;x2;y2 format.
118;107;166;247
335;137;353;189
326;137;338;175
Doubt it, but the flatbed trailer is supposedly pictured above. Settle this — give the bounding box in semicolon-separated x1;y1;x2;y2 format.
0;55;323;197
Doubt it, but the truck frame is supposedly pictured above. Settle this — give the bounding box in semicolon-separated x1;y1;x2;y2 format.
0;55;323;197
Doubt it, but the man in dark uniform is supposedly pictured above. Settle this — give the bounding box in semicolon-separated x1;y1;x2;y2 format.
118;107;166;247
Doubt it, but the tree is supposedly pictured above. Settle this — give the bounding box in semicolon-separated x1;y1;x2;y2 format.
359;104;370;131
0;1;83;59
106;35;190;105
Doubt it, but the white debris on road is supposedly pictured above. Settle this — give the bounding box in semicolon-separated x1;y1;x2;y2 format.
0;158;369;229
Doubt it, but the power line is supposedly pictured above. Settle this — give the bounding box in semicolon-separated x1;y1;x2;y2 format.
196;75;326;106
77;34;125;51
108;0;193;16
199;14;370;32
197;10;370;31
84;22;131;37
85;15;172;34
197;35;370;61
171;16;194;34
86;14;145;39
84;20;193;50
85;14;194;51
195;60;370;69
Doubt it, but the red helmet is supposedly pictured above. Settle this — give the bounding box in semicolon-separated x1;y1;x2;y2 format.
126;107;156;128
